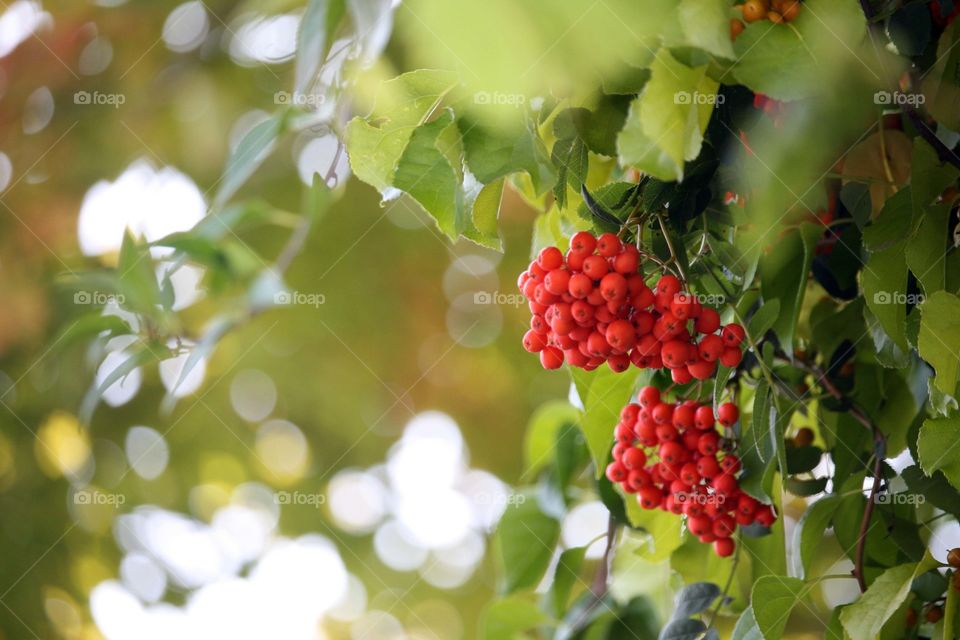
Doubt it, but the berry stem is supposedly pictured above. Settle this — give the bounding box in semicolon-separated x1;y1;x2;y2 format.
707;540;741;629
656;214;688;285
944;570;957;640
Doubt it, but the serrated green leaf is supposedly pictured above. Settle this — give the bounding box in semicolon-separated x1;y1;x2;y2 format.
571;367;642;478
482;595;549;640
917;414;960;490
918;291;960;399
840;555;939;640
548;546;586;618
750;576;806;640
794;495;840;578
495;495;560;593
215;110;289;209
758;223;820;355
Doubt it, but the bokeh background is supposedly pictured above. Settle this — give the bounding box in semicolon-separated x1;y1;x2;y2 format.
0;1;603;637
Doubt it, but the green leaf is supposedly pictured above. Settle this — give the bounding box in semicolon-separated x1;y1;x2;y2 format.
294;0;345;94
551;114;589;210
523;400;581;478
617;50;717;182
164;315;235;404
758;223;820;355
785;446;822;474
750;576;806;640
464;178;504;250
906;203;951;296
784;476;828;497
921;19;960;131
215;110;289;209
917;414;960;490
794;495;840;578
53;314;132;351
731;606;763;640
863;243;910;351
392;110;468;238
548;546;586;617
459;111;555;194
345;69;459;193
571;367;641;478
679;0;735;59
739;380;775;501
117;230;162;318
861;188;913;252
495;495;560;593
748;300;781;341
713;365;734;411
671;582;720;620
901;465;960;516
481;596;549;640
918;291;960;399
840;556;939;640
623;495;686;561
911;138;959;212
658;619;707;640
79;343;172;424
732;0;865;100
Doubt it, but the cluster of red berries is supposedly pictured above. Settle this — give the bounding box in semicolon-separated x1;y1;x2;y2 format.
518;231;746;378
605;386;777;557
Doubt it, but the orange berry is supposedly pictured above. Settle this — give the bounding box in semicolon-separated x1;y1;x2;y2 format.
781;0;801;20
730;18;746;40
768;10;784;22
742;0;767;22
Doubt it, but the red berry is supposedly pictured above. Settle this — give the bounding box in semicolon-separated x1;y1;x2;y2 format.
673;404;696;429
698;334;725;362
659;441;684;465
680;463;700;485
656;424;679;442
567;274;592;299
718;403;739;427
698;431;719;456
695;307;721;334
713;473;738;496
638;487;661;510
582;255;609;280
627;468;651;491
682;429;701;451
638;386;660;407
620;403;640;423
671;367;693;384
651;403;675;425
737;494;758;517
538;246;564;271
720;455;741;474
608;353;630;372
600;272;628;302
606;461;627;483
713;515;736;538
696;456;720;479
670;293;695;320
612;442;628;460
694;406;715;430
622;447;646;470
544;269;570;295
755;506;776;527
596;233;622;257
714;538;735;557
633;286;656;309
540;347;564;369
587;332;611;357
570;231;596;255
688;358;717;380
613;246;640;274
722;323;746;347
688;516;712;536
523;330;547;353
566;250;586;271
719;347;743;368
660;340;690;368
657;275;682;297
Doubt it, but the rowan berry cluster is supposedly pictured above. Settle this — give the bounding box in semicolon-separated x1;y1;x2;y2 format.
605;386;777;557
518;232;746;377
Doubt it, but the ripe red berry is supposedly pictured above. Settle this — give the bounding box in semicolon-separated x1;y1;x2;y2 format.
670;293;695;320
582;256;608;280
570;231;597;255
538;246;564;271
540;346;564;369
673;404;696;429
627;468;651;491
694;406;715;430
605;320;636;351
698;334;725;362
679;463;700;485
596;233;622;257
755;506;776;527
544;269;571;295
600;272;628;302
720;455;741;474
713;515;736;538
606;461;627;483
620;403;640;424
638;386;660;407
565;273;591;299
613;246;640;274
607;353;630;373
722;323;746;347
638;487;661;510
523;330;547;353
695;307;721;334
657;275;682;297
688;358;718;380
682;429;701;451
718;403;739;427
622;447;646;470
660;340;690;368
651;403;674;425
696;456;720;479
671;367;693;384
633;286;656;309
656;424;679;442
719;347;743;367
713;473;738;496
737;494;758;517
587;332;611;357
688;516;712;536
659;441;684;465
698;431;719;456
714;538;735;557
